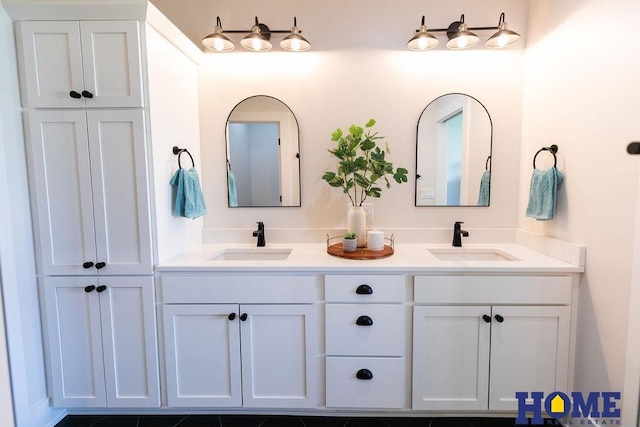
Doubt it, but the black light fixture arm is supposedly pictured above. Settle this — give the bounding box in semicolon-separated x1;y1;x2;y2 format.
213;16;298;36
420;13;505;34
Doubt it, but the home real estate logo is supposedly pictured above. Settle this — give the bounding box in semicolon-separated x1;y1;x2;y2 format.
516;391;621;425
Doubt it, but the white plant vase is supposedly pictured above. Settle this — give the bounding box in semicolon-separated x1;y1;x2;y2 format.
348;206;367;248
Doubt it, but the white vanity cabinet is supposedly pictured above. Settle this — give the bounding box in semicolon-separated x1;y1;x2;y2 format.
412;275;573;411
42;276;159;408
16;20;143;109
324;275;406;409
24;109;152;276
160;275;318;409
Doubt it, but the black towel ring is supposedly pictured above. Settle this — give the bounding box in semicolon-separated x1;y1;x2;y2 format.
533;144;558;169
172;146;195;169
485;156;491;171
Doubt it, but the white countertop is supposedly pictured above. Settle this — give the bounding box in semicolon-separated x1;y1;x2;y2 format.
156;243;584;273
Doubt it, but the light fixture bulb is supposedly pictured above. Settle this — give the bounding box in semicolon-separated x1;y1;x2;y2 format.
281;18;311;52
445;22;479;50
241;23;272;51
485;16;521;48
407;17;439;51
202;17;235;52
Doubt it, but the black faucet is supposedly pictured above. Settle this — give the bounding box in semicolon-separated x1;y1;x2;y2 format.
452;221;469;247
253;222;265;247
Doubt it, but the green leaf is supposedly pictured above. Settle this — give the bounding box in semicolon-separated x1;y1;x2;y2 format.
365;118;376;128
331;128;343;141
360;138;376;151
349;125;364;139
366;187;382;198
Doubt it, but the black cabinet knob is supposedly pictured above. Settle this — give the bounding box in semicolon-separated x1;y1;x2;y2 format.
82;261;94;269
69;90;82;99
482;315;492;323
81;90;94;99
356;315;374;326
356;369;373;380
84;285;96;293
95;262;106;270
494;314;504;323
228;313;236;321
355;284;373;295
96;285;107;293
240;313;248;321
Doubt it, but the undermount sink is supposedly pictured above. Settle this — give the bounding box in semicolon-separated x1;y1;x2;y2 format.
210;248;293;261
428;248;518;261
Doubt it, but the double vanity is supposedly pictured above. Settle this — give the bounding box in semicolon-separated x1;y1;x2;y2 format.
152;241;583;415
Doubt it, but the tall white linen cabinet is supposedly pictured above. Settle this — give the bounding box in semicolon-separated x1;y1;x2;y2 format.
11;2;203;409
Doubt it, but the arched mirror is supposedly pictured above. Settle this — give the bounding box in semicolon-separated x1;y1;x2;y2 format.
226;95;301;207
415;93;492;206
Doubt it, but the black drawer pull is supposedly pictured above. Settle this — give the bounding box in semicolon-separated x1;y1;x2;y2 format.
82;261;94;269
240;313;248;321
96;285;107;293
228;313;236;321
81;90;94;99
84;285;95;293
482;315;492;323
356;369;373;380
355;284;373;295
494;314;504;323
356;315;374;326
95;262;106;270
69;90;82;99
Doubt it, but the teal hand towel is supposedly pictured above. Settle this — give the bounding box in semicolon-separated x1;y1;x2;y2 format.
526;167;564;221
227;170;238;207
477;171;490;206
170;167;207;219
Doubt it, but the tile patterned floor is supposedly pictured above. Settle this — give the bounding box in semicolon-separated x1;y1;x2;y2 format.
55;415;523;427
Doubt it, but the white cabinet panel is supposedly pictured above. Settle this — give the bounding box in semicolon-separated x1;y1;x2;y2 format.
163;304;242;407
16;20;143;108
412;305;490;410
489;305;570;411
43;276;158;408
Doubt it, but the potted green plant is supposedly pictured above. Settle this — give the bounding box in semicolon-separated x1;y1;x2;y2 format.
342;231;357;252
322;119;408;246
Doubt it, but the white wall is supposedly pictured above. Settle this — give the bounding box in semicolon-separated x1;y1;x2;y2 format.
521;0;640;420
0;3;64;426
148;0;528;241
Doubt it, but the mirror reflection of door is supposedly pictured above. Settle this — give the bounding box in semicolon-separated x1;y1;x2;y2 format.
442;112;463;205
228;122;282;206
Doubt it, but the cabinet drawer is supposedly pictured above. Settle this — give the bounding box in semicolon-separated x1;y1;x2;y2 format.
414;276;572;305
326;304;404;356
326;357;404;409
160;275;315;304
325;275;404;303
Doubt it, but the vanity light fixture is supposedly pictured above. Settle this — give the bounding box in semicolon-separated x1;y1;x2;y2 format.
407;12;520;51
202;16;311;52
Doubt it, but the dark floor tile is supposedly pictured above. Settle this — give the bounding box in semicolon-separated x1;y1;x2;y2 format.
260;416;305;427
178;415;221;427
138;414;189;427
428;418;476;427
301;416;350;427
471;418;517;427
93;415;140;427
219;415;267;427
344;418;389;427
383;418;431;427
55;415;107;427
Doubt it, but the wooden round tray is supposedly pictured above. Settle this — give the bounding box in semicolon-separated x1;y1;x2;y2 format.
327;243;394;260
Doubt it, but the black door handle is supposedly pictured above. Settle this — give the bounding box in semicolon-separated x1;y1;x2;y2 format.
228;313;236;321
84;285;96;293
81;90;94;99
69;90;82;99
96;285;107;293
482;314;492;323
82;261;94;269
356;369;373;380
240;313;248;321
356;315;374;326
494;314;504;323
95;262;106;270
355;284;373;295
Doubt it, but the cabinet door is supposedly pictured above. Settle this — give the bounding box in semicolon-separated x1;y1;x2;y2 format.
16;21;86;108
79;21;143;108
87;110;152;275
240;304;318;408
43;277;106;407
413;305;491;410
99;277;159;407
489;305;570;411
163;304;242;407
26;110;97;275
